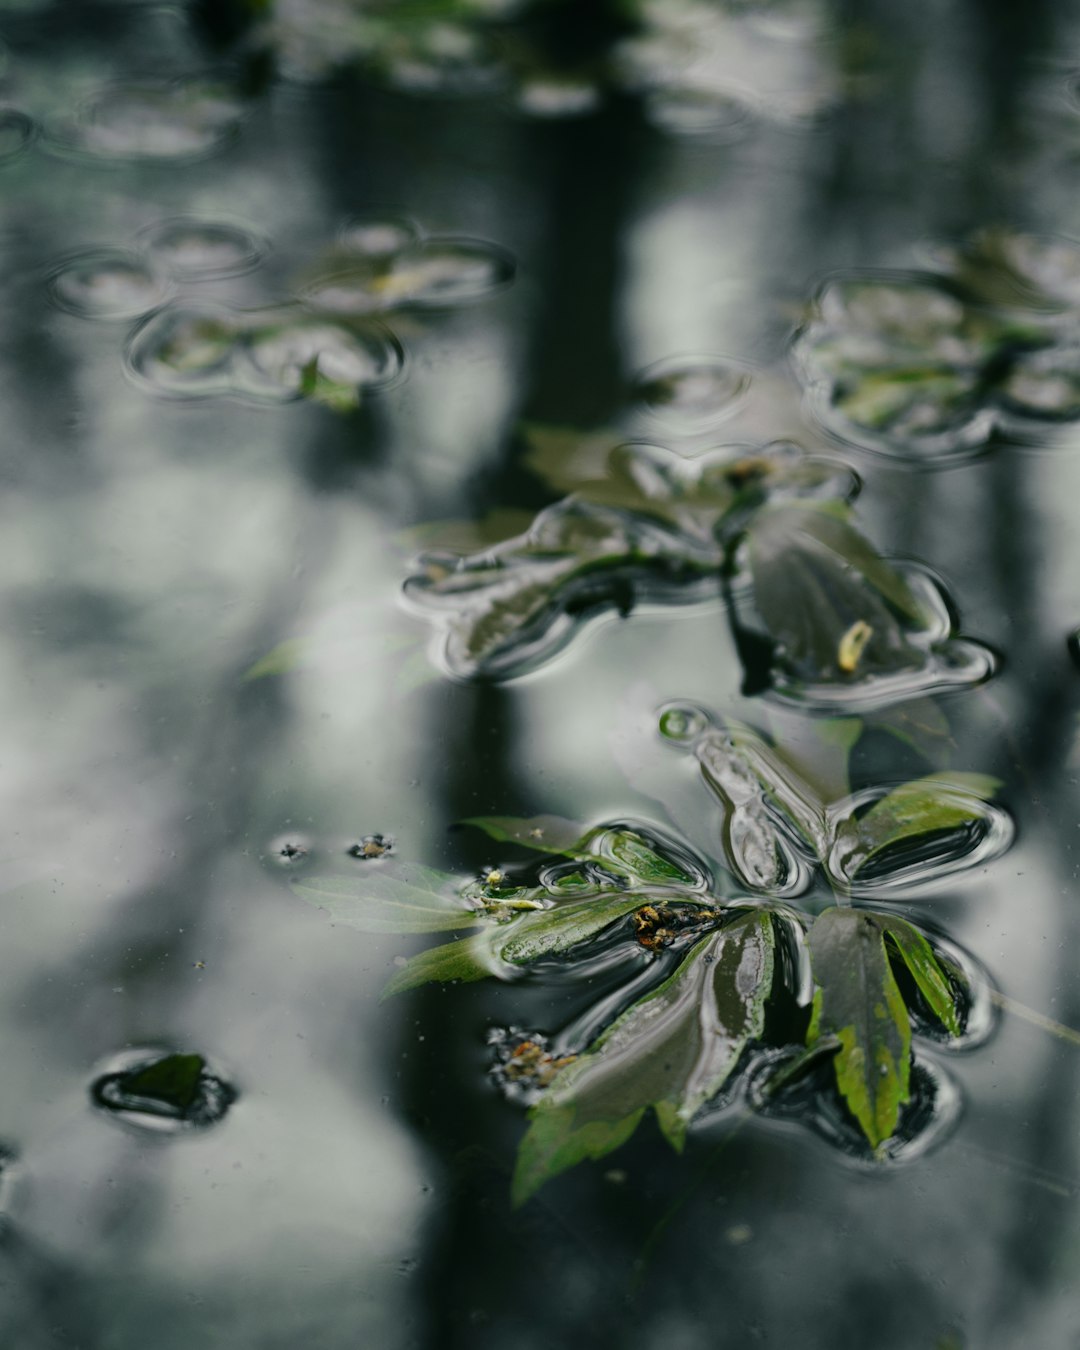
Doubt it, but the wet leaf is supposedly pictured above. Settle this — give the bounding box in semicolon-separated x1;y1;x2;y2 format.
122;1053;205;1112
747;503;926;682
806;907;911;1150
381;933;494;999
294;868;482;934
601;828;696;885
845;771;1001;872
298;354;362;412
805;907;963;1149
461;814;588;855
495;893;653;966
512;910;775;1205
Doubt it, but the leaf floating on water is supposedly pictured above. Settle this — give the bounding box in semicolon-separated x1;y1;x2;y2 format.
294;868;483;934
461;814;588;855
805;908;965;1151
828;771;1012;892
92;1050;236;1132
512;910;775;1205
381;933;496;999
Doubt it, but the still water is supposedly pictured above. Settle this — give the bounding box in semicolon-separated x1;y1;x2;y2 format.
1;1;1080;1346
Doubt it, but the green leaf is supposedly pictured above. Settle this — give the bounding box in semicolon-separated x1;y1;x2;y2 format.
879;916;961;1038
806;907;911;1150
122;1054;206;1112
381;933;495;999
243;637;310;681
294;868;483;934
461;814;588;855
844;771;1001;872
599;828;696;886
299;355;362;412
519;423;622;494
746;504;933;684
495;893;650;966
512;910;775;1205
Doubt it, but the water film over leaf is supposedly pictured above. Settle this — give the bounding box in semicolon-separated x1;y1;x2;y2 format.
293;867;485;934
655;705;1011;897
512;909;776;1206
806;908;963;1150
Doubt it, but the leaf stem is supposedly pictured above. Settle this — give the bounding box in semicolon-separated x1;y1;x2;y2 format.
991;989;1080;1049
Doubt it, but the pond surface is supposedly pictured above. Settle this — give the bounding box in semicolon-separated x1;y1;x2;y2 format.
2;2;1080;1347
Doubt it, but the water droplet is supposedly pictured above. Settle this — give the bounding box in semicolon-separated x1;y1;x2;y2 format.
0;109;35;164
658;701;711;743
347;833;394;860
48;250;172;321
634;356;752;427
60;80;245;162
140;217;265;280
91;1050;236;1133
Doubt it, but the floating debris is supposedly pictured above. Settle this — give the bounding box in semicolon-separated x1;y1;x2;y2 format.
91;1050;236;1133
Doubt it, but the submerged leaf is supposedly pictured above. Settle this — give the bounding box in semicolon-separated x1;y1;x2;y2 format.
381;932;495;999
512;910;775;1204
461;814;588;855
294;868;482;934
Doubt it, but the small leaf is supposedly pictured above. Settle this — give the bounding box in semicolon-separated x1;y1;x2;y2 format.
461;815;587;855
381;933;495;999
122;1054;206;1112
495;894;650;966
243;637;310;681
879;917;961;1038
294;869;482;934
600;829;696;885
512;910;775;1205
519;423;622;494
807;907;911;1150
845;771;1001;871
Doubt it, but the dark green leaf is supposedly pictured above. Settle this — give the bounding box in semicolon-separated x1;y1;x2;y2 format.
461;814;588;855
880;916;961;1038
806;907;911;1150
512;910;775;1205
123;1054;206;1112
294;868;482;934
844;771;1001;872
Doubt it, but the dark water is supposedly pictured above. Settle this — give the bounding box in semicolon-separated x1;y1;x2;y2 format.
1;2;1080;1347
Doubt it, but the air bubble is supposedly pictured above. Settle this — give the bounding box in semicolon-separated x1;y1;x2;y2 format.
48;250;172;321
91;1050;236;1133
658;701;711;743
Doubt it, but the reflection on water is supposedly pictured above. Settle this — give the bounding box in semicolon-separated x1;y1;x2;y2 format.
0;0;1079;1347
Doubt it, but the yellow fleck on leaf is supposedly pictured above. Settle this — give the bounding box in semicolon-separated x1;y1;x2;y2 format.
838;619;873;673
